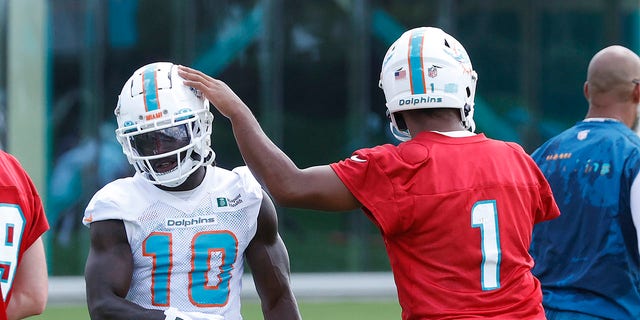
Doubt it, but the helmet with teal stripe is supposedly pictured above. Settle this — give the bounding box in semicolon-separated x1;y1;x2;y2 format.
379;27;478;141
114;62;215;187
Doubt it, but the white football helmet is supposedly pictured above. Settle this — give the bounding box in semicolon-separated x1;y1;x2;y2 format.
379;27;478;141
114;62;215;187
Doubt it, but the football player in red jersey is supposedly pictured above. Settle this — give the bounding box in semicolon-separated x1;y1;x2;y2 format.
0;150;49;320
179;27;560;319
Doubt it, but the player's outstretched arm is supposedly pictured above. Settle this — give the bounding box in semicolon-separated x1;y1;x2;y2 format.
85;219;166;320
177;65;360;211
6;237;47;320
246;192;301;320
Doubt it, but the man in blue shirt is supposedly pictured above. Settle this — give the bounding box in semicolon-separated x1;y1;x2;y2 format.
530;45;640;319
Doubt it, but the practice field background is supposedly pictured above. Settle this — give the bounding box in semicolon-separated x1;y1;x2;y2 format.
33;300;402;320
7;2;639;319
10;0;637;280
35;273;400;319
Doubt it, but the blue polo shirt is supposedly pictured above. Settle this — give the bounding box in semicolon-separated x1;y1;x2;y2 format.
530;119;640;319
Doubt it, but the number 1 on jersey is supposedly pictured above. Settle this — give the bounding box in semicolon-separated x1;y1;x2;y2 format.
471;200;501;290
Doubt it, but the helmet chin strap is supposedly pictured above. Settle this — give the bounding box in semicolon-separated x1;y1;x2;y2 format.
158;176;189;188
149;157;197;188
153;148;216;188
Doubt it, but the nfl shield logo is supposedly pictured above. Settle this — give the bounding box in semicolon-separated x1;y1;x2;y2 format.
428;66;438;78
577;130;590;140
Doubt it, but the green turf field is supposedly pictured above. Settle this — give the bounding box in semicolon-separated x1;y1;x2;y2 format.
32;300;402;319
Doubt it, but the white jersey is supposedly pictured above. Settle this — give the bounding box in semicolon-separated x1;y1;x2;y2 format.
83;166;263;320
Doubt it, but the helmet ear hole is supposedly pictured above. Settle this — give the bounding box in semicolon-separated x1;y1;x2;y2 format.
466;87;471;98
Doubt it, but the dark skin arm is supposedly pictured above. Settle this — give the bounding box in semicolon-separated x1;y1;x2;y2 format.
178;65;361;211
84;219;166;320
245;191;301;320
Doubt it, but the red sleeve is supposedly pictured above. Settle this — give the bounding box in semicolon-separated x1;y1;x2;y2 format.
22;171;49;249
0;152;49;251
330;146;410;235
506;142;561;224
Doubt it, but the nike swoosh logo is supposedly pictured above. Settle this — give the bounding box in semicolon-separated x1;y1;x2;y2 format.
350;155;367;163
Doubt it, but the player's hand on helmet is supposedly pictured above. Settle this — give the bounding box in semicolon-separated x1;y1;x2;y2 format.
177;65;246;119
164;307;225;320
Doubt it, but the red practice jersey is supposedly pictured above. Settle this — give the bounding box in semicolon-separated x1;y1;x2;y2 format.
0;151;49;319
331;132;559;320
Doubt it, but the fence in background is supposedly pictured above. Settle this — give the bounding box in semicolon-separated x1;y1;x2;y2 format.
48;272;398;306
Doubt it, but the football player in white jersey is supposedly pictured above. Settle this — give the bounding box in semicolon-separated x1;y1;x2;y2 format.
82;62;301;320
